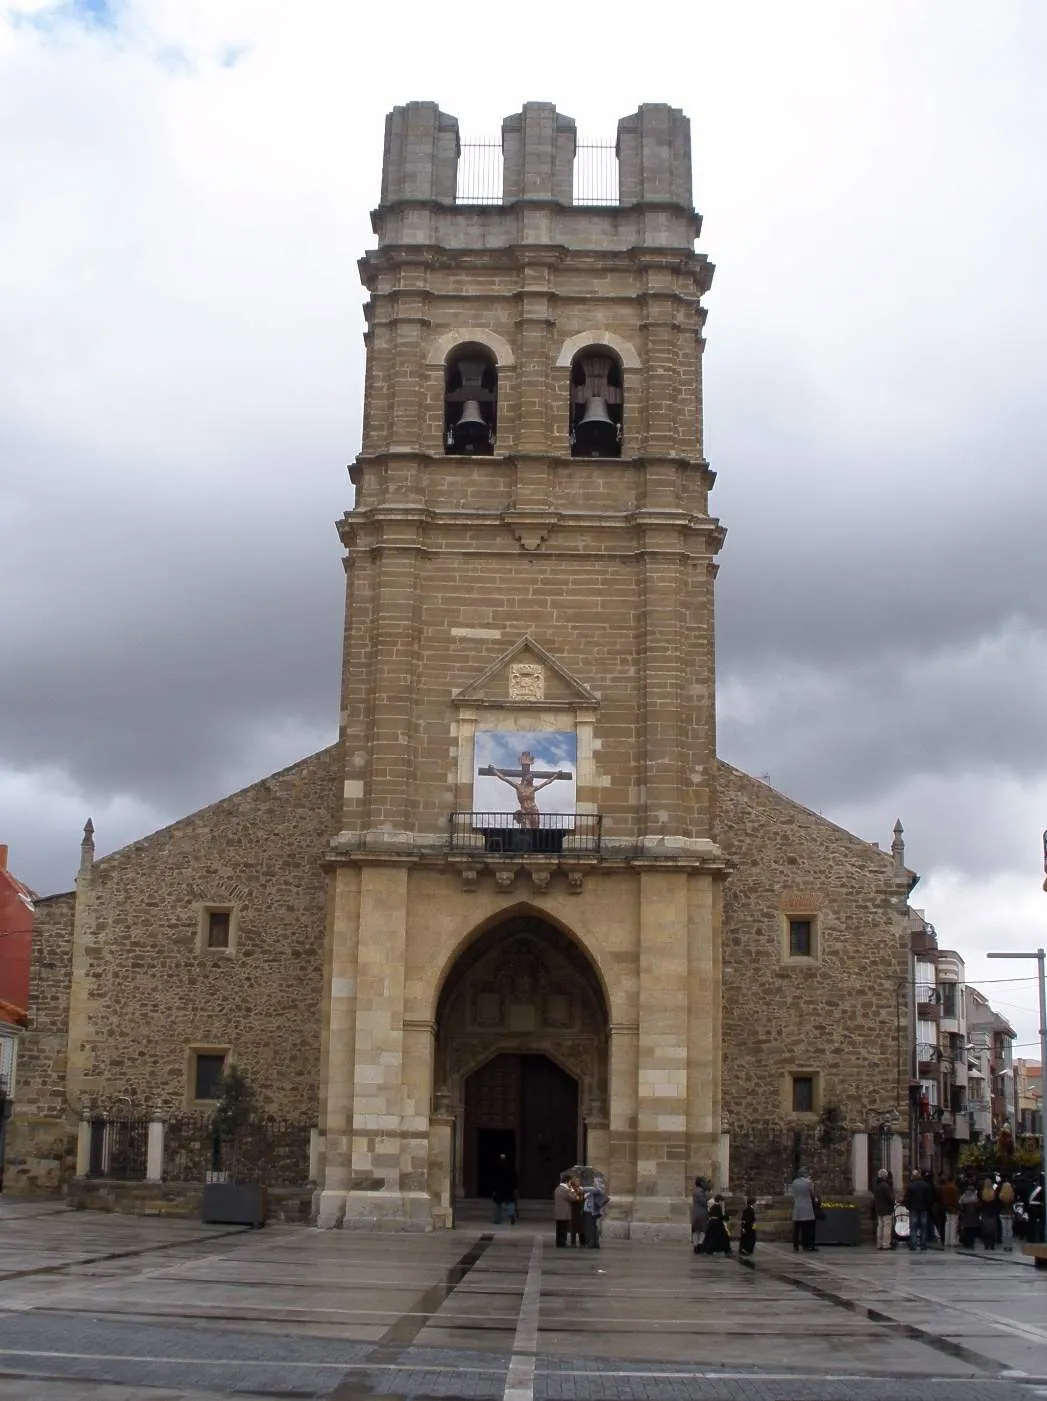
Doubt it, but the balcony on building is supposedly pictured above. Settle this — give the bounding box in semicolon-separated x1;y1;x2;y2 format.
910;926;937;956
449;811;602;857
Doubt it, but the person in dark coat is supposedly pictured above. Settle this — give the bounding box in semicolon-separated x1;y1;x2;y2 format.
924;1170;943;1247
872;1169;895;1250
702;1195;732;1256
958;1182;981;1249
492;1155;518;1225
979;1177;998;1250
553;1173;579;1248
738;1197;757;1256
940;1175;960;1248
903;1171;933;1251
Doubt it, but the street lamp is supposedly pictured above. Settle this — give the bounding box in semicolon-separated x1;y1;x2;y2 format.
987;946;1047;1233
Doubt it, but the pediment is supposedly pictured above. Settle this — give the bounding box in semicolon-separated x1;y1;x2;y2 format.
453;636;599;708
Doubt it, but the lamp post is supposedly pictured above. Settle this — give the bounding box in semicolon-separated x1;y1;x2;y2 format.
987;947;1047;1236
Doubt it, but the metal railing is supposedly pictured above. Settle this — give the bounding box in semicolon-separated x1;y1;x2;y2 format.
730;1119;854;1196
573;143;619;205
455;139;620;206
86;1114;149;1181
163;1113;315;1186
449;811;602;856
457;143;503;204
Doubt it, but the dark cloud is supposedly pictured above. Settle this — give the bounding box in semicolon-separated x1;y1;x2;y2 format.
2;1;1047;949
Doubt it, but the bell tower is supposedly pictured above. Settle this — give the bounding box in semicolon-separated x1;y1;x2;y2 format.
316;101;727;1234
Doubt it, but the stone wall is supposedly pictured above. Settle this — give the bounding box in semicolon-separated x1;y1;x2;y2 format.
717;762;911;1148
4;747;340;1194
3;891;78;1192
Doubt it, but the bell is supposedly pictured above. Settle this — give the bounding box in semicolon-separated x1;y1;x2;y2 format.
573;396;619;456
450;400;492;454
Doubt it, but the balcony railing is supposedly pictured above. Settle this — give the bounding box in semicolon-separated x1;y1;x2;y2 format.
449;811;602;856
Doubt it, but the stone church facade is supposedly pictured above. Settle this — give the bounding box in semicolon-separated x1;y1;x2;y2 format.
5;103;914;1232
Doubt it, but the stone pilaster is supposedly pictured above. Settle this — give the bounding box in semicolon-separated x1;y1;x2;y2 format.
502;104;576;202
633;868;690;1232
66;821;96;1109
381;103;459;206
366;525;421;832
344;863;411;1227
687;872;721;1182
641;526;684;842
315;865;362;1228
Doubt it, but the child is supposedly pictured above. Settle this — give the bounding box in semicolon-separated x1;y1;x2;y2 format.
738;1196;756;1256
703;1194;732;1256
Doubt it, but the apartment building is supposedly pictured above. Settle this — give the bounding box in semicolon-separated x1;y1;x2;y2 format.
910;912;970;1172
966;985;1016;1140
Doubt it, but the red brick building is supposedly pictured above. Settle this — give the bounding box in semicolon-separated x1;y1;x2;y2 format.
0;845;34;1017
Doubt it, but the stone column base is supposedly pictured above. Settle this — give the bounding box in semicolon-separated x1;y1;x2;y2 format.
313;1188;347;1229
342;1189;433;1232
617;1195;691;1241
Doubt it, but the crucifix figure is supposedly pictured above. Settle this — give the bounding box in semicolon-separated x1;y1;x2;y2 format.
478;750;574;829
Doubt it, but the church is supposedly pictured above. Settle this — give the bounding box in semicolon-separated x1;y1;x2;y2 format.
6;102;914;1233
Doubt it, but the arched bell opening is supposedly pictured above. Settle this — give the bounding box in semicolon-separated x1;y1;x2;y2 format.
569;345;623;458
444;343;497;455
434;914;609;1203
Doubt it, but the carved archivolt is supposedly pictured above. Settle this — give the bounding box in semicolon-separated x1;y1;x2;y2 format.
436;930;608;1113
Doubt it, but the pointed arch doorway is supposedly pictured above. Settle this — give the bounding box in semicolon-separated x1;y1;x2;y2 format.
435;914;609;1204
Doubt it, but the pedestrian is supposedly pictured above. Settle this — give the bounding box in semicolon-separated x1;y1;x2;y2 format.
492;1154;518;1225
958;1181;980;1249
940;1174;960;1249
738;1196;757;1256
979;1177;998;1250
927;1170;945;1248
553;1172;578;1248
568;1175;584;1247
581;1177;609;1249
691;1176;709;1255
703;1195;732;1256
997;1176;1016;1252
872;1168;895;1251
904;1170;933;1251
789;1167;819;1253
1028;1175;1045;1244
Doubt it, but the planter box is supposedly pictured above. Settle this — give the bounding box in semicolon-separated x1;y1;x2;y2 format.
201;1182;268;1227
815;1203;862;1246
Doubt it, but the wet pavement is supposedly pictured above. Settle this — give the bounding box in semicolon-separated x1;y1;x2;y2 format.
3;1199;1047;1399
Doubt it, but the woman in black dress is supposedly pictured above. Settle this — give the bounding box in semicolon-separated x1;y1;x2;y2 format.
702;1195;732;1256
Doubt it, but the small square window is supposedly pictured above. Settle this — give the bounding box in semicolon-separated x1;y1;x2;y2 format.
207;910;231;949
789;919;813;958
193;1052;227;1102
792;1074;815;1114
199;904;237;955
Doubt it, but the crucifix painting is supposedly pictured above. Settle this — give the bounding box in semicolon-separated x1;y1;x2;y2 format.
473;731;577;830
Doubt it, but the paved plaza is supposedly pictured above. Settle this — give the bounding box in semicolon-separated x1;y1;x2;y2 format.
4;1200;1047;1400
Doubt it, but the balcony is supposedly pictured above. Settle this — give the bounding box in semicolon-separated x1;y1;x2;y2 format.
449;811;603;857
917;998;942;1021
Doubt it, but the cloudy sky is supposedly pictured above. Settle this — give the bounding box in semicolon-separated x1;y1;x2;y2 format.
3;1;1046;1049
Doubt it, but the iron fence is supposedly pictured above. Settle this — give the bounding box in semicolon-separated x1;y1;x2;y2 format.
163;1113;314;1187
86;1114;149;1181
449;811;602;856
730;1118;853;1197
868;1125;894;1182
574;143;619;205
455;139;620;206
457;142;503;204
